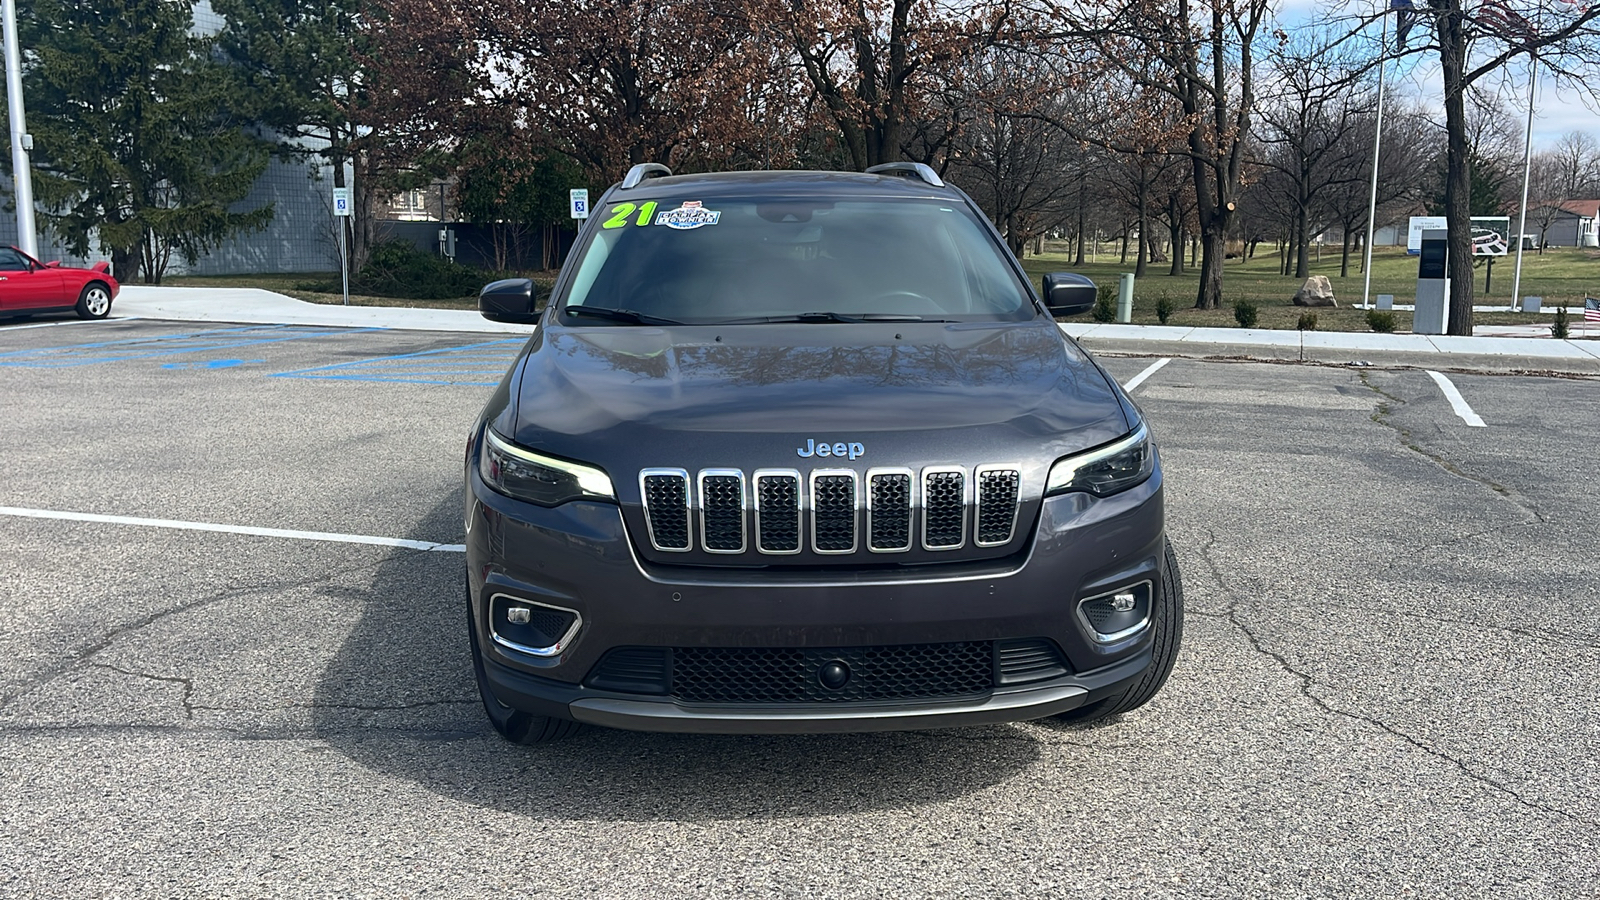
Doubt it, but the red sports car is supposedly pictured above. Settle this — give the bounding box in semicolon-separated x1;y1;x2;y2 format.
0;245;120;319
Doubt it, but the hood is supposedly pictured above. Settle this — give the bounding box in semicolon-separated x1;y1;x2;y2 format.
503;320;1130;502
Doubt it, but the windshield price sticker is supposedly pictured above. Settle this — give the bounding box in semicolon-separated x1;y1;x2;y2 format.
602;200;720;230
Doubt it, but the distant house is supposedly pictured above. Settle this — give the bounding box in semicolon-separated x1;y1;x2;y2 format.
1517;199;1600;249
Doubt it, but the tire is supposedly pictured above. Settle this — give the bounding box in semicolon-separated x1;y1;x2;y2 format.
466;577;584;745
1050;538;1185;726
74;282;112;319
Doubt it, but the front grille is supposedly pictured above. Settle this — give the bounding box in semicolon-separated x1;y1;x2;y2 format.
671;642;994;704
754;471;800;553
976;468;1021;546
811;471;858;553
867;470;912;552
640;464;1021;556
923;469;966;549
699;470;746;552
641;470;691;551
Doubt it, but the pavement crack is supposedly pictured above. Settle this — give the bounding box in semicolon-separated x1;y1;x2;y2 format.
92;663;196;720
1198;528;1596;829
1360;373;1546;526
0;555;399;711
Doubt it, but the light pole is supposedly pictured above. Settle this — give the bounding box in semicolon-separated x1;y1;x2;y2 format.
3;0;38;257
1360;7;1390;310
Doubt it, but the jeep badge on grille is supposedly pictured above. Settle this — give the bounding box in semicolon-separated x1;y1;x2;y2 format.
797;438;865;460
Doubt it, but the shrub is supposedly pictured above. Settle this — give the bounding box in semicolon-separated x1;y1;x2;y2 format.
298;240;508;300
1552;305;1569;339
1367;310;1396;333
1155;294;1175;325
1232;299;1258;328
1297;312;1318;331
1092;285;1116;323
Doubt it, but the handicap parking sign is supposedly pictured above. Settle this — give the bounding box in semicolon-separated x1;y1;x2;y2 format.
570;188;589;220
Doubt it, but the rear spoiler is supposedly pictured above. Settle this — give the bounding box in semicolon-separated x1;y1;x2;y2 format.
91;261;111;274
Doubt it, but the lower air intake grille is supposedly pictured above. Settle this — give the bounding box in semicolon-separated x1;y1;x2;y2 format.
995;638;1069;685
671;642;994;704
586;647;670;694
641;471;690;551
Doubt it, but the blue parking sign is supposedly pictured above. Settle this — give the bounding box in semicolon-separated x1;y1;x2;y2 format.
570;189;589;220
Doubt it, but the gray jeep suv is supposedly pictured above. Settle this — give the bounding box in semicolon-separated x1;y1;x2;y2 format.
464;163;1182;743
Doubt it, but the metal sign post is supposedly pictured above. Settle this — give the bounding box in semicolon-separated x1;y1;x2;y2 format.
333;187;352;306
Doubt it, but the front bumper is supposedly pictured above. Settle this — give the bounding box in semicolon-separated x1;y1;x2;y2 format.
465;462;1165;733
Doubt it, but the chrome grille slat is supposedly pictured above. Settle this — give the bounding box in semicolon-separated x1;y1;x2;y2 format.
753;469;801;554
975;466;1021;547
921;467;967;550
866;468;913;553
698;469;746;553
639;469;691;551
810;469;859;553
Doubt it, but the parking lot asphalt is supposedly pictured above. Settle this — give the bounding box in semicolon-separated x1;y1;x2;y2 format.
2;318;1597;898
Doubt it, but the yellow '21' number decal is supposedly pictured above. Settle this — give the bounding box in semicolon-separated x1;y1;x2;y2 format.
603;201;659;229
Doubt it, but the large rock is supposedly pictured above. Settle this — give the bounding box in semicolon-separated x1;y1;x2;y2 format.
1292;275;1338;307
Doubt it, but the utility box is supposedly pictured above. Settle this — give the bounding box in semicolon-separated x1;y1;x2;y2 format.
1377;294;1394;311
1414;228;1449;335
438;228;457;260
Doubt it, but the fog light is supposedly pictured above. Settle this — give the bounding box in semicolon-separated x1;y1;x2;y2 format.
1111;592;1136;612
507;607;531;625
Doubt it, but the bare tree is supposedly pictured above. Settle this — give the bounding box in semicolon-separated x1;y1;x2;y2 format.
1403;0;1600;333
1036;0;1270;309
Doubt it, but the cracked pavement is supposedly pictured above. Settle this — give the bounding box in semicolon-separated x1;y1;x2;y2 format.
2;321;1598;897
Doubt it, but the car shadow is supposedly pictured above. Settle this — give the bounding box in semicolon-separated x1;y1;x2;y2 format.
311;495;1042;822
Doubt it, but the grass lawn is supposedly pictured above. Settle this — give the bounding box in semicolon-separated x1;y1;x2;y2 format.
163;245;1598;332
1017;244;1599;330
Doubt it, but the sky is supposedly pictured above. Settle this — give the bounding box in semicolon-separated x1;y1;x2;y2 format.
1275;0;1600;150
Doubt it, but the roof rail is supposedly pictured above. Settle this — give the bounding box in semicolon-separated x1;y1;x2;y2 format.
864;161;945;188
620;163;672;189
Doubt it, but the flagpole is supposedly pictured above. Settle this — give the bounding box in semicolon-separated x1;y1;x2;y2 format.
1361;7;1390;310
1509;52;1537;312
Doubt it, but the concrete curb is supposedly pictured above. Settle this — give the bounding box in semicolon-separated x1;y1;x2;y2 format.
107;285;1600;374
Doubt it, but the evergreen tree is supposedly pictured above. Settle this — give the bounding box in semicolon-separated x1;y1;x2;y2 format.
213;0;372;267
18;0;273;283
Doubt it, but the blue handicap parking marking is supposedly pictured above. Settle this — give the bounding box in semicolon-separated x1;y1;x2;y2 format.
160;359;263;370
269;339;525;387
0;324;385;368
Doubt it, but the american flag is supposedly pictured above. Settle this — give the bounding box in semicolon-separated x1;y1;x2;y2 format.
1585;297;1600;322
1477;0;1539;42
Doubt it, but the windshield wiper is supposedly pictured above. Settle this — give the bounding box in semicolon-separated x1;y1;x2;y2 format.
562;306;684;326
735;312;948;324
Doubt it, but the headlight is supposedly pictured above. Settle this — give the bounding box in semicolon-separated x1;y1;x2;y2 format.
478;427;615;506
1045;423;1154;498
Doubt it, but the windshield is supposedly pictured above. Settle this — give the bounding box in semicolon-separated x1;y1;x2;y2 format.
560;196;1035;324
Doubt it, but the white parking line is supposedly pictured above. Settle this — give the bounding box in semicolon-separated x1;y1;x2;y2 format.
1;316;141;331
1425;370;1486;427
1121;358;1171;393
0;506;466;552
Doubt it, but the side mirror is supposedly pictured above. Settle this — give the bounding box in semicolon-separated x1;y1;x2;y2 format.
1043;272;1096;316
479;278;540;324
